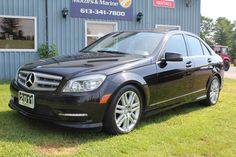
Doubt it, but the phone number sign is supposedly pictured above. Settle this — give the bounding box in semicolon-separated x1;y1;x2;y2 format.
154;0;175;8
70;0;133;20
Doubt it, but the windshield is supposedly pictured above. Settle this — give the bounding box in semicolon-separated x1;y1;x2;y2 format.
82;32;164;56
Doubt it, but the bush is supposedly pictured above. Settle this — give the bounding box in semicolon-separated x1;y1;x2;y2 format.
38;43;59;59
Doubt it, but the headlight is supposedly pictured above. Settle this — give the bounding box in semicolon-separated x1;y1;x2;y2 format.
62;74;106;92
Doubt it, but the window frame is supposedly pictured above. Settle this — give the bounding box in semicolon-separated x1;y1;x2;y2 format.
0;15;37;52
155;24;181;31
85;20;118;47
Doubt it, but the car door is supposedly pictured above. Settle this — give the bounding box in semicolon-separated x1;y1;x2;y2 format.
151;34;194;108
185;35;212;93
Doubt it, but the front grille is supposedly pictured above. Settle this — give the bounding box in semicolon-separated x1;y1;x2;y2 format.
17;70;63;91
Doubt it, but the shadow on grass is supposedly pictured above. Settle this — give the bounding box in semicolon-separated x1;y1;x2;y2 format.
0;102;206;151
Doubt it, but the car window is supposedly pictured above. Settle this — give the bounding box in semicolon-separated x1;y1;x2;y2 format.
222;48;228;55
165;35;187;57
201;43;211;56
186;35;204;56
214;47;221;53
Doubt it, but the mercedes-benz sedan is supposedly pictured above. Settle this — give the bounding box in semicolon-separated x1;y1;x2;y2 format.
9;31;224;134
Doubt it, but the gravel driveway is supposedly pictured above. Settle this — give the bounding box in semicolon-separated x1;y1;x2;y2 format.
224;66;236;79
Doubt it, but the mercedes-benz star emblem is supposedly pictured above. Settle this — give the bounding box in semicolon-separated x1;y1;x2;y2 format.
25;73;35;88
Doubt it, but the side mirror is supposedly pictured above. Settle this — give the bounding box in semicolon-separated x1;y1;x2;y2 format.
162;52;183;62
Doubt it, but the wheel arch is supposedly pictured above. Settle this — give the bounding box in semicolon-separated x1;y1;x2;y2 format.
223;58;230;62
214;73;222;85
206;73;222;90
107;72;150;111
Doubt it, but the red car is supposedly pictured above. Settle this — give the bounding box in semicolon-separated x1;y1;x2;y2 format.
211;45;231;71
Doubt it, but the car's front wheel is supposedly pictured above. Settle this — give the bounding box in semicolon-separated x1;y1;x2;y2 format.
103;85;143;134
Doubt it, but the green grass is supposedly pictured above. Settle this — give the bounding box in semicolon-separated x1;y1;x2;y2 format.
0;79;236;157
0;40;34;49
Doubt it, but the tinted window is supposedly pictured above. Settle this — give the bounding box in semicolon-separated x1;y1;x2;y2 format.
201;43;211;55
186;35;204;56
165;35;187;57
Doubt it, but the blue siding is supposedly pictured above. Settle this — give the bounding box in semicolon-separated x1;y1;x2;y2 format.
0;0;46;80
0;0;201;80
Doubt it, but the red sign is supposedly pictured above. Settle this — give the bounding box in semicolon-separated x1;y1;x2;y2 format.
154;0;175;8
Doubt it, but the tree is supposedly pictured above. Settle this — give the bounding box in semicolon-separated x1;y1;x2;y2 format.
214;17;234;47
231;30;236;60
0;18;19;39
200;16;215;45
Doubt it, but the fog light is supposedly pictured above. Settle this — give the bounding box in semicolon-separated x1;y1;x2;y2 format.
58;113;88;117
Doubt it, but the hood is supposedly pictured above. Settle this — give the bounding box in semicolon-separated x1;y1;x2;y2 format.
21;52;152;77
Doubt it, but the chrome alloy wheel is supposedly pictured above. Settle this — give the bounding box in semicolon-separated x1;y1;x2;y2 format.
209;79;220;104
114;91;141;133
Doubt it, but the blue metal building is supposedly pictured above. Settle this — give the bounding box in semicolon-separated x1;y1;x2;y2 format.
0;0;200;80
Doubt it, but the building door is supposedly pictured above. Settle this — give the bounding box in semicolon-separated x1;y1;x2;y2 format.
85;21;117;46
155;24;181;32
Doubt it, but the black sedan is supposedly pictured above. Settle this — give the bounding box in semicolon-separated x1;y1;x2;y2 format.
9;31;224;134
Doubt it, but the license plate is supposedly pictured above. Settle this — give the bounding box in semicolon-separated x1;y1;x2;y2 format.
18;91;35;109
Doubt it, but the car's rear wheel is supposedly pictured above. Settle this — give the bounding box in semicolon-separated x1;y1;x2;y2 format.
224;60;230;71
103;85;143;134
202;76;220;106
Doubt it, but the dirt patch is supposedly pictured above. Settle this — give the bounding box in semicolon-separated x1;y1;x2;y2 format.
35;144;78;156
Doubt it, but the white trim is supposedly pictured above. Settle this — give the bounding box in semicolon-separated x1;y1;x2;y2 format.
155;24;181;31
0;15;37;52
85;20;118;47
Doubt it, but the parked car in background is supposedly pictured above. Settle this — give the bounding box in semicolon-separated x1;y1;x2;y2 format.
211;45;231;71
9;31;224;134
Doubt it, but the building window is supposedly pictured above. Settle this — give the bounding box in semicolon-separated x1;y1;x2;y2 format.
155;24;181;32
0;15;37;51
85;21;117;46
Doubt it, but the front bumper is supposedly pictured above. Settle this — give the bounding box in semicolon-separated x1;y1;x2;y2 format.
9;81;111;129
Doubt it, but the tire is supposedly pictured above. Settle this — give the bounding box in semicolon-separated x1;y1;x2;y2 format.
201;76;220;106
224;60;230;71
103;85;143;134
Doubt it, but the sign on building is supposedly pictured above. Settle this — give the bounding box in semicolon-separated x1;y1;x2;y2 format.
71;0;133;20
154;0;175;8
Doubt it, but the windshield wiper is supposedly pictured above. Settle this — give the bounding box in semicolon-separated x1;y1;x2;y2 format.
97;50;127;55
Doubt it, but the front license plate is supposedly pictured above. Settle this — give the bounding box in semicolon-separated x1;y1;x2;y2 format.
18;91;35;109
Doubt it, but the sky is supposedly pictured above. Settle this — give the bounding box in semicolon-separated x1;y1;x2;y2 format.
201;0;236;22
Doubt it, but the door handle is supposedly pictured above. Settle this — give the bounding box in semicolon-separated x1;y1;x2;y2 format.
208;58;212;63
186;61;192;68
